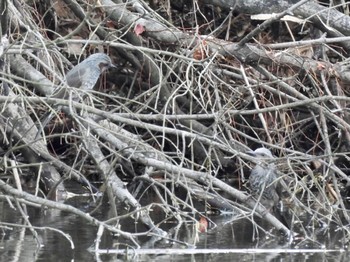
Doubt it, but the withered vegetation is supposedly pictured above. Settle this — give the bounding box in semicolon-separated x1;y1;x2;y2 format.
1;0;350;249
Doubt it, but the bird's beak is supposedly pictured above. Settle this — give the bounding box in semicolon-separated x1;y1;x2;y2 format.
109;63;118;69
246;151;256;157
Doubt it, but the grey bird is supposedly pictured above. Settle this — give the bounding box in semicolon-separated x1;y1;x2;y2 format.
49;53;115;100
65;53;115;90
37;53;115;137
247;147;279;211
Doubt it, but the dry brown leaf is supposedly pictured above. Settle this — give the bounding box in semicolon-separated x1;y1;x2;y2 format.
134;24;145;36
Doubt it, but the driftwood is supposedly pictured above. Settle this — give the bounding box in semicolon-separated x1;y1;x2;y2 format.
1;0;350;248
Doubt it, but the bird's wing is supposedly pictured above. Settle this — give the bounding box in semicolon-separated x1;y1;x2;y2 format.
66;67;87;88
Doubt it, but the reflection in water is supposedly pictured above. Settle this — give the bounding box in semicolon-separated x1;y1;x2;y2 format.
0;189;348;261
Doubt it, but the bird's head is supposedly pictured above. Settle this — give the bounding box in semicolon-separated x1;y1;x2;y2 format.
247;147;274;158
89;53;117;73
247;147;275;168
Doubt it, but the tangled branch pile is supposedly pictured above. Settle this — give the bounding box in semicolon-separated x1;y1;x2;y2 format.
2;0;350;246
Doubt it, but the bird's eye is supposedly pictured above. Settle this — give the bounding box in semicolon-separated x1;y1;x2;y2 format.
99;62;109;71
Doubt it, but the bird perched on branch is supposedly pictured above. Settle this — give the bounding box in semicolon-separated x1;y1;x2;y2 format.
65;53;115;90
247;147;292;230
37;53;115;137
49;53;116;100
247;147;279;211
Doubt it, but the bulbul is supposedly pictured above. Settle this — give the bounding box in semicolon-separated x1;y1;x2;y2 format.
247;147;279;211
37;53;115;137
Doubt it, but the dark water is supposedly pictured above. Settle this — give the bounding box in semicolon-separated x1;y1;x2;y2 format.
0;191;348;261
